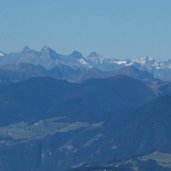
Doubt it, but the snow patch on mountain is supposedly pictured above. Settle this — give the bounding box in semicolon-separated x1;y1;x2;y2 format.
78;59;92;68
113;60;128;65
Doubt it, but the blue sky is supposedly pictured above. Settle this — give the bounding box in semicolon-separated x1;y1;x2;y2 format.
0;0;171;59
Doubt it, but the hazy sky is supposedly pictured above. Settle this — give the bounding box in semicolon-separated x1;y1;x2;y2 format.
0;0;171;59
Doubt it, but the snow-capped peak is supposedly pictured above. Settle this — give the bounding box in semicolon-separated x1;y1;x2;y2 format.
133;56;156;65
86;51;105;65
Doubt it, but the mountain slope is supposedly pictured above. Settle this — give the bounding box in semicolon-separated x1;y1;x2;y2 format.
118;96;171;156
0;76;155;125
0;76;170;171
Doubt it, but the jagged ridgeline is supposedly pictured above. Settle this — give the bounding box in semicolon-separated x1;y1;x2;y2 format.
0;47;171;85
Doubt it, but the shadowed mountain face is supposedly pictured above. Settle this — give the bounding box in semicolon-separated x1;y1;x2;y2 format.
0;63;91;84
114;96;171;156
0;63;158;85
0;75;155;125
159;82;171;95
0;76;170;171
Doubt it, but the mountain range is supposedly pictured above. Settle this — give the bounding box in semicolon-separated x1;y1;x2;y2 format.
0;47;171;84
0;47;171;170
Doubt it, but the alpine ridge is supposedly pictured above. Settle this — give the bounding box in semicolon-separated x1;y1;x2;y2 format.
0;47;170;84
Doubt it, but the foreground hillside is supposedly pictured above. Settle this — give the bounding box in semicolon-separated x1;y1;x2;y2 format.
0;76;170;170
0;75;155;125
